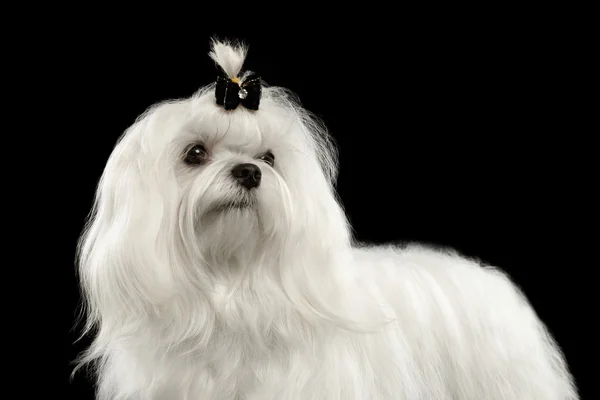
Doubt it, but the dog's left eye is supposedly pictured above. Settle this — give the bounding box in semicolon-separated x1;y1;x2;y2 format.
258;151;275;167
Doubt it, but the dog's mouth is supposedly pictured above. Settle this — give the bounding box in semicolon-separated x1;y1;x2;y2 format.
210;199;254;213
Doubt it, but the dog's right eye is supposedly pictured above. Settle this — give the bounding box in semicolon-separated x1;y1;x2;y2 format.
184;144;208;165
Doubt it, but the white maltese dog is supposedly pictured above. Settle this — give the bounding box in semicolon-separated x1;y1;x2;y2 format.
75;39;578;399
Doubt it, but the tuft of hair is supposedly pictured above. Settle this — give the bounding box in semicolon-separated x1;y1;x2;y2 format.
208;38;248;79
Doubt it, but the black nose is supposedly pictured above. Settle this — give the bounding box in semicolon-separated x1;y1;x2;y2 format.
231;163;262;189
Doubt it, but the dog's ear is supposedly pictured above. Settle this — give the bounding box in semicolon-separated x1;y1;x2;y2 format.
76;103;183;336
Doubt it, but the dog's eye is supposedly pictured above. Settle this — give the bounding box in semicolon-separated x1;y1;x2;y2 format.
258;151;275;167
184;144;208;165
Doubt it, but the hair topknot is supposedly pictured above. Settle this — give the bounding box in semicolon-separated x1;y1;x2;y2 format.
208;38;248;79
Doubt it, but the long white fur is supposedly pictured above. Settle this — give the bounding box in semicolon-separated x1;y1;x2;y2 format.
74;40;579;400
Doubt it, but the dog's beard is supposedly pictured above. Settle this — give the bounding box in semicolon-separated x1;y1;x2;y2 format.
193;192;258;263
183;180;292;272
199;211;260;264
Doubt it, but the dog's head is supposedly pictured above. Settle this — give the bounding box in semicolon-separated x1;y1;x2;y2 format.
77;40;353;333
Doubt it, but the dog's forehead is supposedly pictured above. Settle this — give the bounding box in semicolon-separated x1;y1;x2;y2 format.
181;105;295;153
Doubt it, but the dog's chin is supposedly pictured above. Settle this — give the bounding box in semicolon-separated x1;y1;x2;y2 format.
197;197;264;258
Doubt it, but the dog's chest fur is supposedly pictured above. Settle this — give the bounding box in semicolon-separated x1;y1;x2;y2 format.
151;320;399;400
114;288;407;400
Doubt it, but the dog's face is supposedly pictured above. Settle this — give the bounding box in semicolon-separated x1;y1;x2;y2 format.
92;87;347;275
174;93;316;257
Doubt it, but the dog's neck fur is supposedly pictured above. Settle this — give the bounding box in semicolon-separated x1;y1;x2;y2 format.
148;223;370;348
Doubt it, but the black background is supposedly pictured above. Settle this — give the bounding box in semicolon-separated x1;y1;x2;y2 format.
59;14;591;400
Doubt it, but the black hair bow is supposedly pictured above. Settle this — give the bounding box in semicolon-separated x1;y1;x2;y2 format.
215;73;262;111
